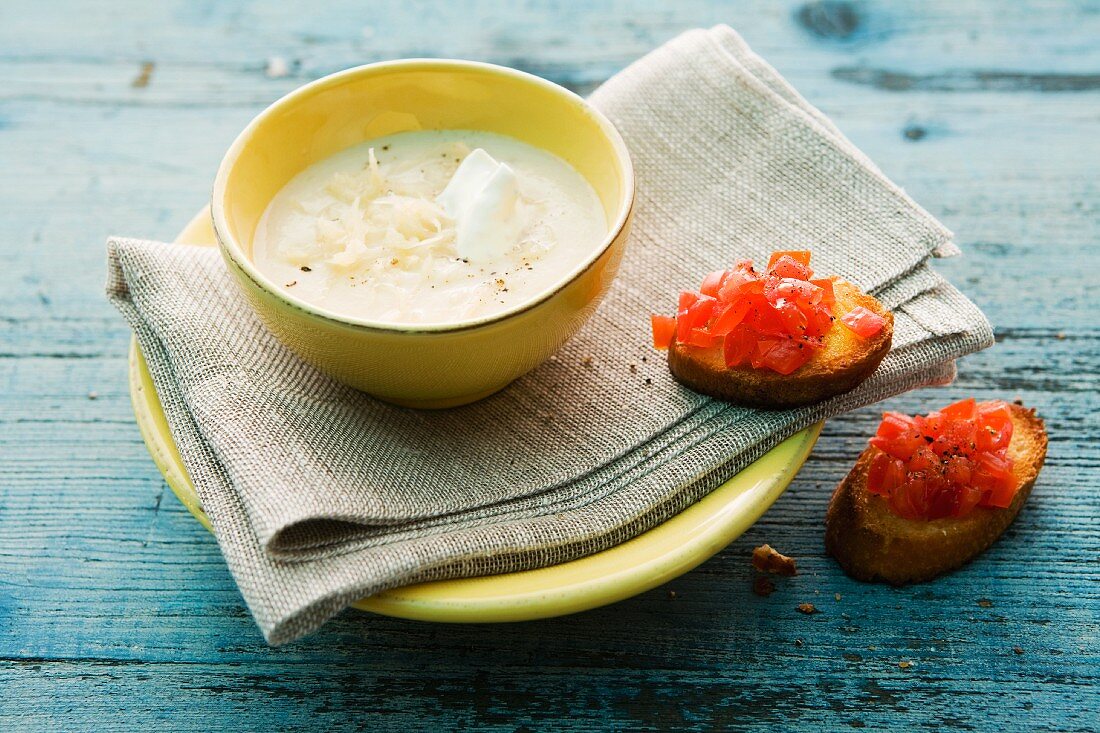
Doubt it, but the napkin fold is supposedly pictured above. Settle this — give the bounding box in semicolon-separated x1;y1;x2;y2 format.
107;26;993;644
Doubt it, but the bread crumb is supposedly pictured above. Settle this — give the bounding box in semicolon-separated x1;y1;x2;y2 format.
667;590;677;600
977;598;993;608
87;391;98;400
752;576;776;597
1013;646;1024;655
629;363;637;374
899;660;912;669
834;592;842;601
581;355;593;367
1056;332;1066;340
752;544;797;576
131;61;155;88
797;603;819;615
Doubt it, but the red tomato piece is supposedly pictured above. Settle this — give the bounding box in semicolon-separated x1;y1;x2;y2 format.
944;455;973;486
759;339;811;375
984;472;1019;509
887;477;926;520
840;306;886;338
732;258;757;276
678;290;700;315
767;250;812;269
747;297;787;337
954;483;984;517
908;447;940;473
866;399;1019;520
699;270;728;297
803;307;834;338
976;401;1014;452
723;326;756;367
717;270;758;302
676;295;717;341
949;418;979;453
810;277;836;308
876;411;918;439
684;328;721;349
915;413;945;441
773;298;808;334
709;299;751;336
650;314;676;350
868;452;906;496
768;255;813;281
941;397;978;421
773;278;822;304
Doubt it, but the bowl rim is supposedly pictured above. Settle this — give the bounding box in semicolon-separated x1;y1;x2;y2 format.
211;58;635;335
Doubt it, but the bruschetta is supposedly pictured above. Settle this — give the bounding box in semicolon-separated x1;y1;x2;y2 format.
651;251;892;408
825;399;1047;585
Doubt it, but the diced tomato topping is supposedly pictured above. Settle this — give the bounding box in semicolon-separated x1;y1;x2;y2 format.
941;397;977;421
767;250;812;269
768;255;813;281
877;411;918;440
678;291;700;314
810;277;836;308
676;295;717;342
718;270;759;302
865;399;1019;520
976;401;1014;452
650;314;676;350
773;278;822;305
773;298;808;334
709;299;751;336
840;306;886;338
756;338;810;375
648;250;847;374
723;326;756;367
747;295;789;337
699;270;727;297
684;328;722;349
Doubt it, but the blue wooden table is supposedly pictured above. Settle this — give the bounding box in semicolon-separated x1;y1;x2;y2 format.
2;1;1097;729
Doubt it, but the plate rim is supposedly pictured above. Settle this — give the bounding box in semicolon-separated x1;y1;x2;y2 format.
127;206;822;623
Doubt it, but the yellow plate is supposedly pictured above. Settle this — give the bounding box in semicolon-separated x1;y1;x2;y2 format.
127;207;822;622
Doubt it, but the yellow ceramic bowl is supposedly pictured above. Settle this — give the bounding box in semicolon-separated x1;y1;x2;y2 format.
212;59;634;408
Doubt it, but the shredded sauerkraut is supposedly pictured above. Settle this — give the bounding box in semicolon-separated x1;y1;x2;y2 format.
253;130;607;325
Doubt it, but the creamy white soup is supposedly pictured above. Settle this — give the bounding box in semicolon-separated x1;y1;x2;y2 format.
252;130;608;325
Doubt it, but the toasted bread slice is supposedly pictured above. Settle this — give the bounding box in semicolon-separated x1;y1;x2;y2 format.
667;281;892;408
825;403;1047;585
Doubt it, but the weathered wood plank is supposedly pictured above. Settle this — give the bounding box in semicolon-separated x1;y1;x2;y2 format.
1;659;1096;732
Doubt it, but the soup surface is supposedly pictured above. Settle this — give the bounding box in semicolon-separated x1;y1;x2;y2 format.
252;129;608;325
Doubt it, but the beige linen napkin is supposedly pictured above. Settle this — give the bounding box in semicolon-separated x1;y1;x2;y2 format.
107;26;993;644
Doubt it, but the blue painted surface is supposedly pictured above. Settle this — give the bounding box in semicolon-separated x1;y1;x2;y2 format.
0;1;1097;730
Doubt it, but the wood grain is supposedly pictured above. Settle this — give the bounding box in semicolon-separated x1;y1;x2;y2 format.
1;0;1097;729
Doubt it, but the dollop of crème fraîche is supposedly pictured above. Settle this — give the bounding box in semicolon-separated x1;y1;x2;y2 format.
252;130;608;325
